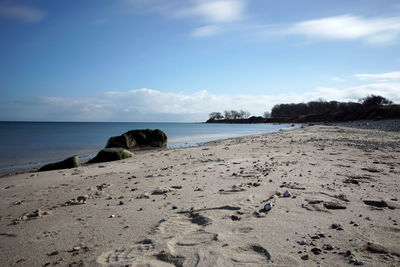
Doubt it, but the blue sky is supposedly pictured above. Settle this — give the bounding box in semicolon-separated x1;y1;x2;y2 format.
1;0;400;122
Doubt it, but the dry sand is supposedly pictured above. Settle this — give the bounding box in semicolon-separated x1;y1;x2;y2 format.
0;125;399;266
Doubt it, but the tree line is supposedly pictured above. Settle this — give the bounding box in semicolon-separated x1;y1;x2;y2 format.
207;95;398;123
209;110;251;120
270;95;394;119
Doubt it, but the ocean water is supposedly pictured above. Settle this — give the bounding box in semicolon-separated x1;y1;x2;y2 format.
0;122;295;172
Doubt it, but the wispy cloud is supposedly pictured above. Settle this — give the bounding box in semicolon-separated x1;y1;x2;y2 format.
0;2;46;23
124;0;247;37
191;25;221;37
175;0;246;23
2;81;399;122
124;2;400;43
275;15;400;45
354;71;400;81
330;77;345;82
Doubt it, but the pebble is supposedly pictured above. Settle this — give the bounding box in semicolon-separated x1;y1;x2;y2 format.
331;224;344;230
323;244;334;250
283;190;292;197
301;255;309;260
311;248;322;255
231;215;241;221
263;203;272;212
298;240;308;246
47;251;59;256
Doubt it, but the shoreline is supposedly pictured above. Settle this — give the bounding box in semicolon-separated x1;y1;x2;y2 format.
0;124;299;176
0;123;399;266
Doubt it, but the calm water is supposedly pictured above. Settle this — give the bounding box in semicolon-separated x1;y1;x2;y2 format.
0;122;295;171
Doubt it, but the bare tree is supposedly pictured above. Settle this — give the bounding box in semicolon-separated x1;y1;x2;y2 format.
209;112;223;120
239;110;251;119
360;95;393;106
263;111;271;118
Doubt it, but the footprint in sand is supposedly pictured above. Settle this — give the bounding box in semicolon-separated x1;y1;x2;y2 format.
97;211;273;266
96;239;156;266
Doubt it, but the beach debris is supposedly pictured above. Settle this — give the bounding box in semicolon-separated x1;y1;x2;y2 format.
109;215;115;218
12;209;48;225
62;195;88;206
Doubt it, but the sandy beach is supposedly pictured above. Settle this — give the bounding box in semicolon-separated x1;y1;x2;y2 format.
0;124;399;267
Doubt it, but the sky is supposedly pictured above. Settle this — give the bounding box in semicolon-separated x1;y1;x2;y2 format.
0;0;400;122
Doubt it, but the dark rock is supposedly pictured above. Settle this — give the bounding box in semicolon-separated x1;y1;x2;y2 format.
323;244;334;250
88;148;133;164
298;240;308;245
105;129;167;149
331;223;343;230
38;156;80;172
301;255;309;260
363;200;388;208
311;248;322;255
231;215;241;221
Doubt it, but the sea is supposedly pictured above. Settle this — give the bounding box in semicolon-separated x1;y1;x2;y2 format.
0;122;296;172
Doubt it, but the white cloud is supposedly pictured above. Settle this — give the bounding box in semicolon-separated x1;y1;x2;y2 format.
124;0;246;37
191;25;221;37
3;81;399;122
175;0;246;23
354;71;400;81
0;3;46;23
276;15;400;44
330;77;345;82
